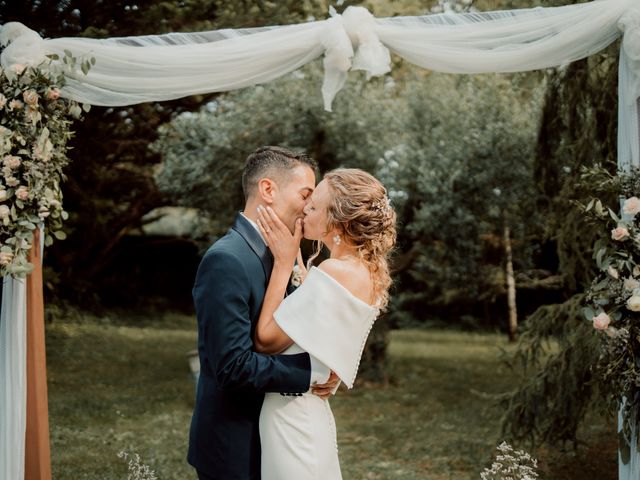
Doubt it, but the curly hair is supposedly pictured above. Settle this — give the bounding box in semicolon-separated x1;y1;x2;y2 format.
308;168;397;309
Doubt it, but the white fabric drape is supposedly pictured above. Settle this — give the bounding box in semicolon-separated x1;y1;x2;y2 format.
0;0;636;110
0;276;27;480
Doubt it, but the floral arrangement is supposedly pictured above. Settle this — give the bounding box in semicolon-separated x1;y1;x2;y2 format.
582;166;640;444
480;442;539;480
0;47;91;277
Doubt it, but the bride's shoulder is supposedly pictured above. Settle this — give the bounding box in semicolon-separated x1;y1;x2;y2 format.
317;259;372;304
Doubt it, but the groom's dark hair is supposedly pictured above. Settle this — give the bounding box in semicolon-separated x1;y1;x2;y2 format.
242;146;318;201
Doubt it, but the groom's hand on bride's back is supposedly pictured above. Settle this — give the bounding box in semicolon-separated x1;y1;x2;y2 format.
311;371;340;400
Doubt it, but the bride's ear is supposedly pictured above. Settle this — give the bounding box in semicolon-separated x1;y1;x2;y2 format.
257;178;278;204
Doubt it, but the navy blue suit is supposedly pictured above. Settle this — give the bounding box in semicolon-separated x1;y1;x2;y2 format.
188;214;312;480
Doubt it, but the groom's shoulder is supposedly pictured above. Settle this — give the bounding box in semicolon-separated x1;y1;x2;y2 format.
202;229;247;264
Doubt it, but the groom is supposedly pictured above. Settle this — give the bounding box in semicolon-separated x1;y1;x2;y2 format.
188;146;338;480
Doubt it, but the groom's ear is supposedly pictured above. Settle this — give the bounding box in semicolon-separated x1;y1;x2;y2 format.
257;177;278;204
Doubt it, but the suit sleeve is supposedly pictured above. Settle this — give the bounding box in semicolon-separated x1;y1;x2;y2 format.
193;248;311;393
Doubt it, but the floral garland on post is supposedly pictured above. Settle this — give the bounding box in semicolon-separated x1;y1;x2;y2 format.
582;166;640;454
0;46;91;277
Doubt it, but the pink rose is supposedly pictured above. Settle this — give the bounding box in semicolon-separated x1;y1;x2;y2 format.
593;312;611;330
623;197;640;216
11;64;25;75
15;186;29;201
611;226;630;241
0;251;13;266
22;90;39;107
46;88;60;101
8;99;23;111
3;155;20;169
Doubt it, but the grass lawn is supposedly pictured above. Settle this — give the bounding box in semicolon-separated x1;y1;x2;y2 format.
46;312;617;479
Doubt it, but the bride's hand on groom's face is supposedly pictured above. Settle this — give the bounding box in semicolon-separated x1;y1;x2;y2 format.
257;205;303;267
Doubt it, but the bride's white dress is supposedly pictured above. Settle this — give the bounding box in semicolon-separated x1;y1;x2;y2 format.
259;266;379;480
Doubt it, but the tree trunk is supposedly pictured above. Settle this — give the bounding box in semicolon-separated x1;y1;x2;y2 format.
504;223;518;342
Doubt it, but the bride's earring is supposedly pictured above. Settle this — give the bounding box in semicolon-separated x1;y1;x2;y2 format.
333;234;341;246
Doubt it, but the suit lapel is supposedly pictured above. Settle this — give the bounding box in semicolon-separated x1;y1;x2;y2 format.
232;213;273;283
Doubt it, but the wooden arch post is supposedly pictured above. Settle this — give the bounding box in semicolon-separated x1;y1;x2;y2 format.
25;229;52;480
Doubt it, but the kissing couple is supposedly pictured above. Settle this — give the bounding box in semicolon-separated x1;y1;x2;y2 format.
187;146;397;480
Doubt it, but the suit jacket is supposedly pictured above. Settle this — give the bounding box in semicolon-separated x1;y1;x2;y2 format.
187;214;312;479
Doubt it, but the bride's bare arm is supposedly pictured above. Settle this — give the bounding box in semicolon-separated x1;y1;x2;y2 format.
253;206;301;354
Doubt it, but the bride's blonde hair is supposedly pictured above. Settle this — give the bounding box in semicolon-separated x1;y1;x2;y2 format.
307;168;396;309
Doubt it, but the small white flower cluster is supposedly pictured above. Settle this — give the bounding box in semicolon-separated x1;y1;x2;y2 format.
117;451;158;480
480;442;539;480
291;264;304;287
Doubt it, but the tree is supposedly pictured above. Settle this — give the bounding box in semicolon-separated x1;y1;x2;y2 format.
500;44;620;445
384;72;543;333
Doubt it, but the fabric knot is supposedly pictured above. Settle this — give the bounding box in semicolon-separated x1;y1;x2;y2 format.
341;6;391;79
0;22;47;80
320;6;391;112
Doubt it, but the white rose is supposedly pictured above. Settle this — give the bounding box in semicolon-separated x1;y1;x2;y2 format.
623;197;640;216
0;94;6;109
627;295;640;312
5;177;18;187
593;312;611;330
0;205;10;219
634;265;640;277
3;155;20;169
0;190;8;202
608;266;619;279
624;277;640;291
611;226;630;241
0;251;13;266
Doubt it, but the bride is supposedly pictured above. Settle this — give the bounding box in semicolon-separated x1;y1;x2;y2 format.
253;168;396;480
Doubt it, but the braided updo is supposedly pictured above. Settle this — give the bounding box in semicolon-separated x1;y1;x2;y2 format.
309;168;396;309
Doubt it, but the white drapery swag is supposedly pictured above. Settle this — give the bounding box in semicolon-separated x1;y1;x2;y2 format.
3;0;640;478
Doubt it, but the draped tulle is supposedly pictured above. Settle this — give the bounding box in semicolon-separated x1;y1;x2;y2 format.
0;0;636;110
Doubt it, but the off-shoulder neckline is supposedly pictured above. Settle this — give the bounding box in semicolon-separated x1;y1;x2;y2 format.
310;266;380;311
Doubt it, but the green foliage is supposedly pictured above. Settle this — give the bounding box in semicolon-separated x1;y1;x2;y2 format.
501;45;620;447
500;294;602;446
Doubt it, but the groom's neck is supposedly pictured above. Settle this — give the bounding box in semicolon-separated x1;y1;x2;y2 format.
242;199;260;223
